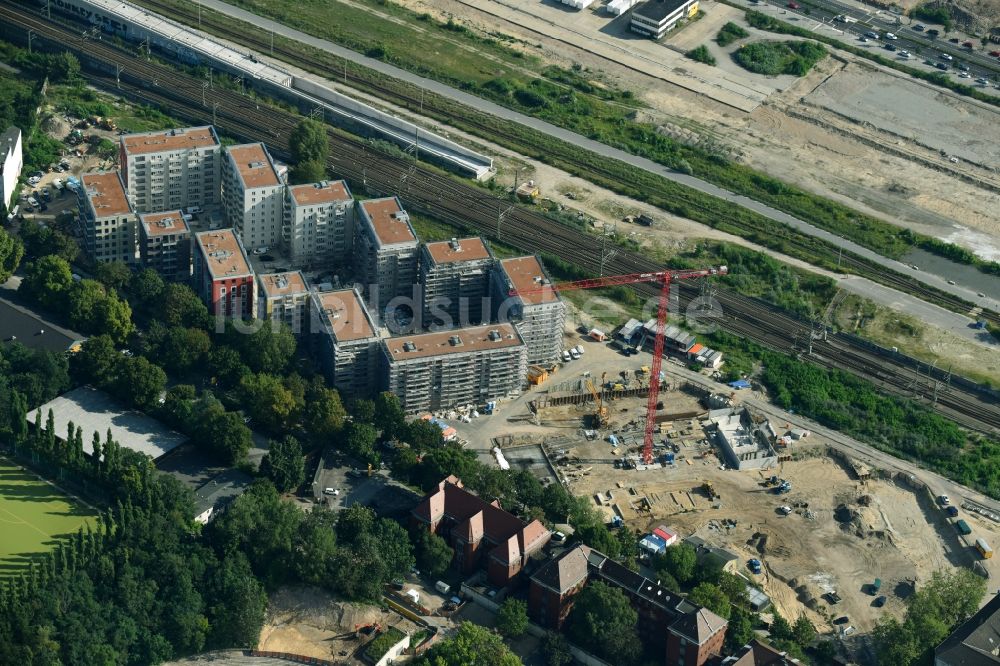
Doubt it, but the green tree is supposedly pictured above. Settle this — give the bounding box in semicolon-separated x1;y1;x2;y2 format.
289;159;326;185
0;228;23;282
654;543;698;584
206;552;268;649
725;607;756;653
541;631;573;666
373;391;406;440
208;345;250;388
195;401;253;464
303;382;347;438
240;373;301;431
413;529;453;578
161;327;211;374
566;581;641;664
71;334;118;386
414;622;522;666
228;322;296;374
289;118;330;164
128;267;165;306
93;293;134;343
792;614;816;646
496;598;529;638
49;52;81;82
260;436;305;493
160;384;197;430
689;582;731;619
162;283;211;329
113;356;166;410
19;255;72;308
293;509;339;586
95;261;132;293
67;279;108;331
343;421;379;465
404;417;445;452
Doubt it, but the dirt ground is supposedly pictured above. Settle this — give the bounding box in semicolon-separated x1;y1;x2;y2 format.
257;587;420;663
389;0;1000;260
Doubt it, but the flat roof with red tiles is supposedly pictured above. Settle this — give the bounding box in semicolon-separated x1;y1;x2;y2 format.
139;211;189;237
500;256;560;306
424;237;492;265
227;143;281;189
81;171;131;217
384;323;523;362
414;476;550;565
288;180;351;206
313;289;377;343
195;229;252;280
121;126;219;156
360;197;416;247
258;271;308;299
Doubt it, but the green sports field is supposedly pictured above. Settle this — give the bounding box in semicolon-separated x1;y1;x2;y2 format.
0;457;98;576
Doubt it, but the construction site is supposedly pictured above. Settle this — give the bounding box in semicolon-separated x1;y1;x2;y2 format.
471;312;1000;647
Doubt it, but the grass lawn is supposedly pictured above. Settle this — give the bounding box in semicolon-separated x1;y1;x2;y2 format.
0;457;98;576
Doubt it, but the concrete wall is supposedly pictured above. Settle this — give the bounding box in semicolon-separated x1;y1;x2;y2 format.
373;632;410;666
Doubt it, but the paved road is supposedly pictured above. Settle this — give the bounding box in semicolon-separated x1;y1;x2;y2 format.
187;0;996;308
757;0;1000;80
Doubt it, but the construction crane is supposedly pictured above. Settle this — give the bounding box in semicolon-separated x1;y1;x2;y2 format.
511;265;728;464
586;379;609;427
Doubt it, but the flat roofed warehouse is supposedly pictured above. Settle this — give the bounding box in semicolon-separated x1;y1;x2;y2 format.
139;210;188;236
26;386;187;461
386;322;523;361
360;197;416;246
81;171;131;216
227;143;281;189
195;229;252;279
288;180;351;206
120;125;219;156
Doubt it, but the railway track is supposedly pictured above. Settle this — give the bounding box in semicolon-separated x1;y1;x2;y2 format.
2;1;997;436
134;0;1000;330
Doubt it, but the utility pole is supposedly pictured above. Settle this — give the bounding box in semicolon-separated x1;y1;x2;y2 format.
116;64;124;89
202;81;209;107
270;30;274;55
197;0;202;29
27;31;35;54
212;101;220;126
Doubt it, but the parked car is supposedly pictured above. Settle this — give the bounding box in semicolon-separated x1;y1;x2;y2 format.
884;43;897;51
936;63;949;70
938;495;950;505
913;23;925;31
957;62;970;71
927;29;940;37
787;1;799;8
833;616;850;625
747;559;762;574
991;50;1000;57
778;505;793;515
865;31;879;39
873;595;887;608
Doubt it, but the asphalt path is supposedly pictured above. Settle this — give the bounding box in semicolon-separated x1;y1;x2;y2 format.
188;0;997;309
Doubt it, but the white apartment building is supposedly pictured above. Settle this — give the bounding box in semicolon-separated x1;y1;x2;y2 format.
222;143;284;252
419;237;494;329
1;127;22;211
258;271;310;335
311;288;381;398
138;210;191;280
354;197;419;316
382;323;527;413
491;255;567;366
78;171;137;264
119;126;221;213
285;180;355;268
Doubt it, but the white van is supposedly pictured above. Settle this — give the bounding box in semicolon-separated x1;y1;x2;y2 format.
573;345;585;356
570;348;581;360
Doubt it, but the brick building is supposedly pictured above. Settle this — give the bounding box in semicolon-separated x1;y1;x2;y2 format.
138;210;191;280
720;639;801;665
411;476;550;587
530;544;727;666
419;237;494;329
119;126;221;212
192;229;255;318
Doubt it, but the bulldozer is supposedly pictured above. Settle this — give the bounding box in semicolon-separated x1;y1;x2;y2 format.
702;481;721;500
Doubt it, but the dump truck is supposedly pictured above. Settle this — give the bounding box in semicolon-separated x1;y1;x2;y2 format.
702;481;721;500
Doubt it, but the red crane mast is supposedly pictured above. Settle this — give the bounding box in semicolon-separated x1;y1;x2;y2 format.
511;266;728;464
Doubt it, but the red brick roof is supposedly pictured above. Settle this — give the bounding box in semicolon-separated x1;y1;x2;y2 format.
414;477;550;563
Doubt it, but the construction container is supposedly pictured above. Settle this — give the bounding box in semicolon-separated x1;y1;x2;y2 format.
976;538;993;559
589;328;606;342
957;519;972;535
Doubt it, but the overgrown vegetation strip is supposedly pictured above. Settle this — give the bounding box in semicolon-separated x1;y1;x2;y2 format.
131;0;1000;280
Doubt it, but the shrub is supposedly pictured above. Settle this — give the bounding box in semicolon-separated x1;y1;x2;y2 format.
911;3;953;30
735;40;827;76
716;21;750;46
686;45;717;65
